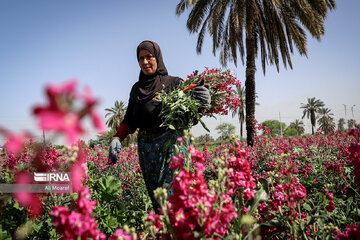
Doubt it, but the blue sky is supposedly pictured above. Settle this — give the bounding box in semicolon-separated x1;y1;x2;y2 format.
0;0;359;144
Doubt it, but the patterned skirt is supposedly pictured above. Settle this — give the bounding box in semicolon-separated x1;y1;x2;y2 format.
137;129;183;213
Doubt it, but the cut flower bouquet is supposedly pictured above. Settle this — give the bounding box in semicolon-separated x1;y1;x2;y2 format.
159;67;241;132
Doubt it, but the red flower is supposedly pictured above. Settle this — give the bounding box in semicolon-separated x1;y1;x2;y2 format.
335;222;360;240
325;200;335;212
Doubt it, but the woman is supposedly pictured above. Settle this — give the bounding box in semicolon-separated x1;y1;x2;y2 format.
109;40;210;213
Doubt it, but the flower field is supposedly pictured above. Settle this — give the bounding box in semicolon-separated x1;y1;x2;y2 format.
0;80;359;239
0;127;360;239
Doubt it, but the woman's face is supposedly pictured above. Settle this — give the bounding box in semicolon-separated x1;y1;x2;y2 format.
138;49;157;76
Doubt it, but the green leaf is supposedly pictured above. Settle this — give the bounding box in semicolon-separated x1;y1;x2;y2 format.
259;178;269;194
248;187;268;215
199;119;210;132
96;176;122;201
303;203;312;211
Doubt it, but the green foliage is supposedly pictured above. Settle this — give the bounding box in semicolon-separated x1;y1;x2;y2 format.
194;134;214;147
338;118;346;132
215;123;236;140
289;119;305;136
88;175;126;236
301;97;325;134
0;195;28;238
159;85;211;132
86;159;151;234
318;108;335;134
262;120;287;137
105;100;127;130
91;129;116;147
348;119;356;130
284;127;298;137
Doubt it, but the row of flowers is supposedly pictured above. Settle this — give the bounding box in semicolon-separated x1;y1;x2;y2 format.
1;78;360;239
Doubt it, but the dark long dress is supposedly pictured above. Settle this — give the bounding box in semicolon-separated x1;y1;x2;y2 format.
121;77;183;213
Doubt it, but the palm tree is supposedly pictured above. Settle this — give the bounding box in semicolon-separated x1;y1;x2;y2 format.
301;97;325;135
289;119;305;136
348;119;356;130
337;118;345;132
231;85;259;138
176;0;335;146
231;85;245;138
105;100;127;130
317;108;335;134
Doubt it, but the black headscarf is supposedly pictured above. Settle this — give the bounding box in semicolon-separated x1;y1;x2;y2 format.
130;40;179;103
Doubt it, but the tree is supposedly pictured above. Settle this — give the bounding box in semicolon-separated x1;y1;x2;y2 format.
176;0;335;146
289;119;305;136
231;85;245;138
196;134;215;144
90;128;116;147
337;118;346;132
215;123;235;140
231;85;259;138
262;120;286;137
348;119;356;130
284;127;298;137
301;97;325;135
317;108;335;134
105;100;127;130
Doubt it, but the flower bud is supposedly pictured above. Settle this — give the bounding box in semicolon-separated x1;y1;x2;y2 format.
240;215;254;226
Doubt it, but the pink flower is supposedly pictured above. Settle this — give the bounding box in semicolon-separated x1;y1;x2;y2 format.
4;131;31;155
76;187;97;215
167;161;236;239
109;229;133;240
90;110;106;133
51;186;106;240
325;190;334;201
33;79;104;145
294;185;307;200
170;154;184;170
189;145;205;163
48;79;78;96
83;86;97;107
146;211;162;234
71;162;85;192
227;150;256;200
13;172;43;218
35;110;84;145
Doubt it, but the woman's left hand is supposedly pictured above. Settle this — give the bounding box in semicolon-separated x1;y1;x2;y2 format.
192;86;211;104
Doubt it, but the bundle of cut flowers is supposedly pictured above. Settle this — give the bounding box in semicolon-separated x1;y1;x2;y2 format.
159;67;241;131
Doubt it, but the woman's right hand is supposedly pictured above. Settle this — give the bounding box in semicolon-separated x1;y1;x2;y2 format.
109;137;121;164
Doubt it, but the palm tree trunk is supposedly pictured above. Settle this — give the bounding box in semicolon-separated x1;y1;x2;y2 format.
240;106;244;138
245;1;256;146
311;112;315;135
240;116;244;138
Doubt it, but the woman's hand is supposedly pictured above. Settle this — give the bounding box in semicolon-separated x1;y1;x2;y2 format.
108;137;121;164
192;86;211;104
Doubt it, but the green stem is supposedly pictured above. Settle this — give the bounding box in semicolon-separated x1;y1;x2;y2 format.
237;188;244;231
